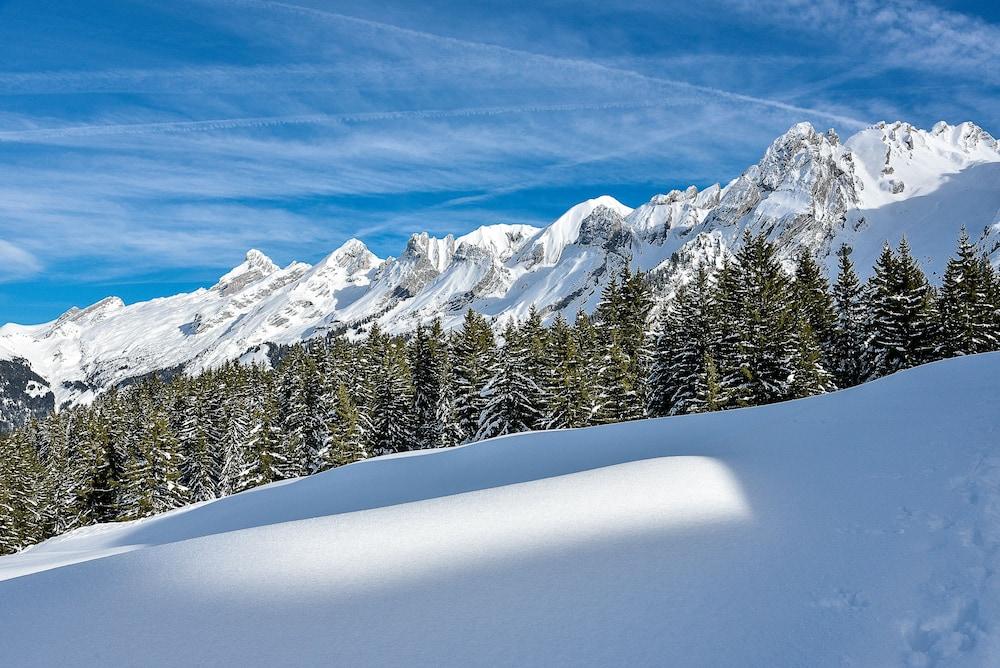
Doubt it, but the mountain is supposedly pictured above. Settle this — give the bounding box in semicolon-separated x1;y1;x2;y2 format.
3;353;999;666
1;120;998;424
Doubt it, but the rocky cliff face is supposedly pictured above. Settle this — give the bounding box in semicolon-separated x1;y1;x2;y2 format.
0;357;54;432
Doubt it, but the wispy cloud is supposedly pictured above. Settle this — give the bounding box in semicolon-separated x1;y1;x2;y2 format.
217;0;869;129
720;0;1000;78
0;241;42;281
0;100;709;143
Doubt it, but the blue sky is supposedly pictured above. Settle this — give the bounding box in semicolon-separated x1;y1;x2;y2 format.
0;0;997;324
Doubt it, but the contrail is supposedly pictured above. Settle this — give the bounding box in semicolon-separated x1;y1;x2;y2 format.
0;101;677;142
226;0;869;130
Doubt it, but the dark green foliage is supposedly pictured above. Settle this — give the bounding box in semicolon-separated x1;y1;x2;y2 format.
476;322;543;440
452;309;496;442
938;229;1000;356
716;234;803;406
648;266;722;416
793;249;837;362
865;239;940;378
832;245;867;387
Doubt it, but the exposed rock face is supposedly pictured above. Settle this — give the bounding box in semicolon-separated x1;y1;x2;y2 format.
0;358;54;432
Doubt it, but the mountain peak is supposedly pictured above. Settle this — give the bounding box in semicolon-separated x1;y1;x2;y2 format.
244;249;278;273
319;238;379;274
214;249;280;294
523;195;633;267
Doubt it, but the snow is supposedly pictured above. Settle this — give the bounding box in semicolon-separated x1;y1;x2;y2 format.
3;353;1000;666
1;120;998;407
517;194;633;267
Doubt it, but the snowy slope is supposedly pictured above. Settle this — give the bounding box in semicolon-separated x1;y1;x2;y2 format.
1;120;998;413
3;353;1000;666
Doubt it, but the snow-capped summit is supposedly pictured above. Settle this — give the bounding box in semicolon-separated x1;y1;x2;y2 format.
214;249;280;295
519;195;633;267
1;119;998;425
318;238;380;274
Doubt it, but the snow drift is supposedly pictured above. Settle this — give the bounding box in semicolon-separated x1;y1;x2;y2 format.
2;353;1000;666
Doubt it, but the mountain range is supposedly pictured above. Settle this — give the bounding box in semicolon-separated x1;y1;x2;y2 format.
1;119;998;429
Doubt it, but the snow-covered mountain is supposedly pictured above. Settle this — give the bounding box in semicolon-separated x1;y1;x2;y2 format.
3;353;1000;666
1;120;998;420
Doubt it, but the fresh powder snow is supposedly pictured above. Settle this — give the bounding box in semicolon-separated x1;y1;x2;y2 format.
2;353;999;666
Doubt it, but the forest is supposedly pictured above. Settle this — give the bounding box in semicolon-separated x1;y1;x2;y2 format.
2;231;998;554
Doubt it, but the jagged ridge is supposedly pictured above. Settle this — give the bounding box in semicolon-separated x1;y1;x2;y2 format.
1;119;997;418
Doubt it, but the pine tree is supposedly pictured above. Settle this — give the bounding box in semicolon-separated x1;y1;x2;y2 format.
277;348;326;476
368;331;414;456
219;366;253;496
716;233;801;407
241;376;287;488
520;306;551;429
436;330;463;448
938;229;1000;356
452;309;497;442
865;238;939;377
326;383;367;467
572;310;603;424
544;313;591;428
831;245;867;388
790;321;837;398
410;321;446;449
793;249;837;362
648;266;722;416
476;322;542;440
593;265;651;422
122;409;184;520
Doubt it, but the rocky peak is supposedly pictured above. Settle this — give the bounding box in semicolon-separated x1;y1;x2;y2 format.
578;205;627;247
49;296;125;335
402;232;457;273
214;249;281;295
324;239;378;274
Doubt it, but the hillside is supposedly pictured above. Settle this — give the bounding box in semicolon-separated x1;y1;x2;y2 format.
0;120;997;421
2;353;999;666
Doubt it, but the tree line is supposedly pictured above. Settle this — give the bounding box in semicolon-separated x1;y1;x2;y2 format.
2;231;999;554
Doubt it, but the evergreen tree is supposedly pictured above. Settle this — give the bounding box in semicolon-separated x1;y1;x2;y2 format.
649;266;722;416
476;322;542;440
520;306;552;429
938;229;999;356
326;383;367;467
122;410;184;519
572;310;603;424
452;309;497;442
790;321;837;397
410;321;445;449
219;366;253;496
593;264;651;422
241;376;287;489
865;239;939;377
716;233;801;407
831;245;867;387
544;313;591;429
793;249;837;361
368;330;414;456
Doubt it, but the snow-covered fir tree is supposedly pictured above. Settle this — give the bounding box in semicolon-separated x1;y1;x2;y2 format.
938;229;1000;356
476;321;542;440
452;309;496;442
865;239;940;378
831;245;867;388
649;265;722;416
